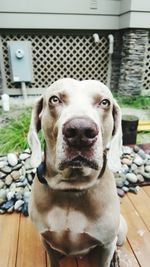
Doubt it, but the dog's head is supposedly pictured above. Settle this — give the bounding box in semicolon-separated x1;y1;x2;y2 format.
28;78;122;190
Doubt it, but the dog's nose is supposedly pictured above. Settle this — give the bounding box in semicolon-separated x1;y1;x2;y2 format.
63;117;98;148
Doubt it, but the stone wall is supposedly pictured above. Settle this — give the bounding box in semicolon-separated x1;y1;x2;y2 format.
118;29;149;95
110;31;123;92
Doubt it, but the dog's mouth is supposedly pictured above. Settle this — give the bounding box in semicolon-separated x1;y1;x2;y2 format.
59;155;99;171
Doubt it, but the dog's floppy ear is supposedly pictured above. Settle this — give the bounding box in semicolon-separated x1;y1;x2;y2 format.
28;96;43;168
107;100;122;172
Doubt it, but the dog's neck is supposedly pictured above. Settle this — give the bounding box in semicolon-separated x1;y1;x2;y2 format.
36;150;107;187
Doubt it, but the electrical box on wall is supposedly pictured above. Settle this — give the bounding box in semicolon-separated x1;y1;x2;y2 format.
7;41;33;83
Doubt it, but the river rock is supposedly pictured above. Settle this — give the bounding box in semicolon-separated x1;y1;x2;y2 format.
117;188;125;197
122;186;129;192
12;163;22;171
0;180;4;189
133;155;144;166
126;173;138;183
141;172;150;180
145;165;150;173
133;145;140;153
19;153;30;161
121;164;129;174
138;149;147;160
7;153;18;167
5;174;13;186
0;171;6;179
11;170;20;181
0;189;7;205
0;200;14;210
122;146;132;155
0;161;7;169
1;165;12;174
7;191;15;201
22;202;29;216
137;174;145;183
131;163;138;172
121;158;132;166
14;200;24;211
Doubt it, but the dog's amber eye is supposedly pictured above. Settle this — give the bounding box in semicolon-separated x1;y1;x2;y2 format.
49;96;61;106
100;99;110;109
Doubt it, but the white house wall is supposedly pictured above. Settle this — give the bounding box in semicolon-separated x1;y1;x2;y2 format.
0;0;150;29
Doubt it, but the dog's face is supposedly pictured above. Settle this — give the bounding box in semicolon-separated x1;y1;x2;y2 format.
28;78;122;190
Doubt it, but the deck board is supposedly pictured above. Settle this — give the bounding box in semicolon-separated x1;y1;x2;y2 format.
16;214;46;267
0;187;150;267
121;194;150;267
0;213;20;267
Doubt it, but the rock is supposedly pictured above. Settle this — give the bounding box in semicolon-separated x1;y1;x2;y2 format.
7;153;18;167
0;200;14;210
7;191;15;201
121;164;129;174
131;163;138;172
122;146;132;155
12;163;22;171
0;209;5;214
5;174;13;186
141;172;150;180
117;188;125;197
138;149;147;160
1;165;12;174
24;191;30;202
122;186;129;192
137;174;144;183
7;206;14;213
22;202;29;216
24;148;31;154
27;174;33;183
11;170;20;181
20;166;26;177
0;180;5;189
137;165;144;175
0;189;7;204
126;173;138;183
115;172;126;188
133;145;140;153
124;180;129;186
121;158;132;166
14;200;24;211
145;165;150;173
133;155;144;166
0;161;7;169
129;186;139;194
0;171;6;179
0;156;7;161
19;153;30;161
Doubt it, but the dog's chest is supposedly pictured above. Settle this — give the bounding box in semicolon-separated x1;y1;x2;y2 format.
41;207;99;256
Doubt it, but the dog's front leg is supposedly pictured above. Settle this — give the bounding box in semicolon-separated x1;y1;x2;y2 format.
97;238;117;267
42;238;62;267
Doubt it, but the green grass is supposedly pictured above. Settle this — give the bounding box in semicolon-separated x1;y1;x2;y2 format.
0;110;44;154
114;94;150;109
0;110;31;154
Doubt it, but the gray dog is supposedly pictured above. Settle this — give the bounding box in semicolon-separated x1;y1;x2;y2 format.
28;78;127;267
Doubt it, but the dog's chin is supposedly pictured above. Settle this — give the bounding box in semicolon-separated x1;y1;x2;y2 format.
59;155;99;171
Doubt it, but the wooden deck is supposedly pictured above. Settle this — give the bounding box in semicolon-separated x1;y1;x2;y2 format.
0;186;150;267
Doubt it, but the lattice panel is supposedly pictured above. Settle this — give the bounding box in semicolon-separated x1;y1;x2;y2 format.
1;33;109;89
142;36;150;92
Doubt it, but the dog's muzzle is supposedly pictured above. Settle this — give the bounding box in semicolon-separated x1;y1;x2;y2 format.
62;117;98;149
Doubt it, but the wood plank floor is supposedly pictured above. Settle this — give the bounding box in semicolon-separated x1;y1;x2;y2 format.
0;187;150;267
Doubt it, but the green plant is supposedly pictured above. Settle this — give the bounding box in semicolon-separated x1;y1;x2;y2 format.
114;94;150;109
0;110;44;154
